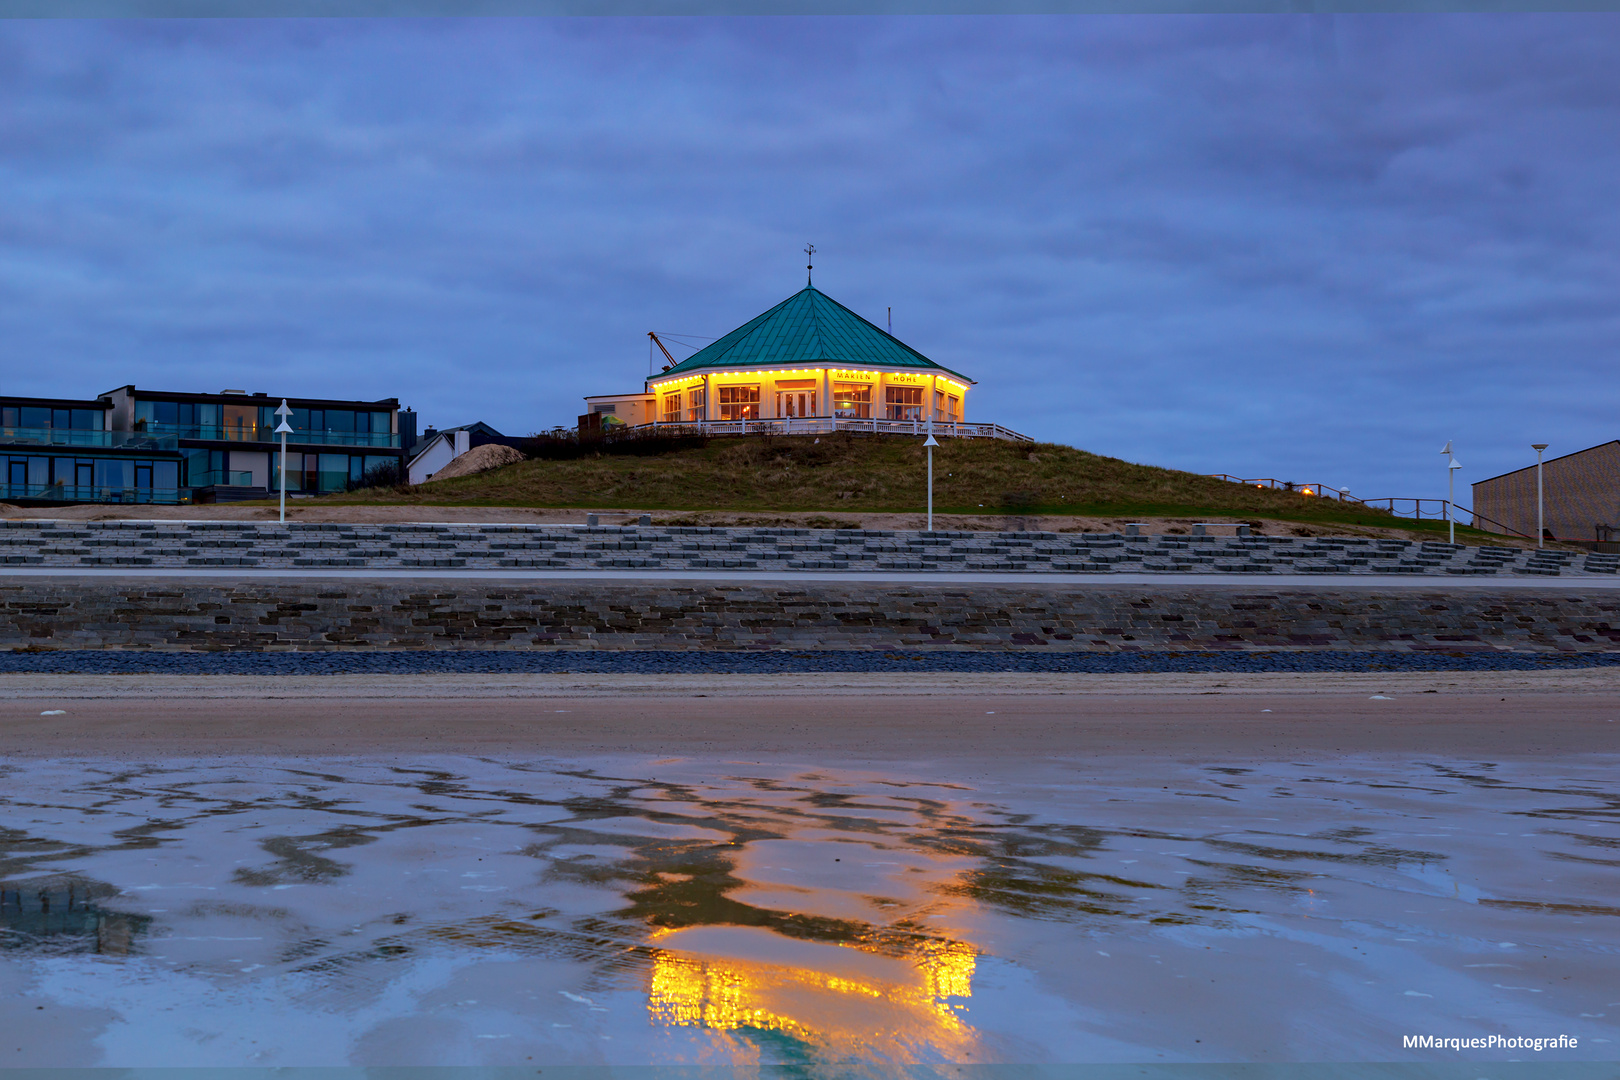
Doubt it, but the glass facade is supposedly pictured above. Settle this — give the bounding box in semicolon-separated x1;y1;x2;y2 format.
134;400;397;447
0;452;182;503
272;452;399;493
0;406;104;430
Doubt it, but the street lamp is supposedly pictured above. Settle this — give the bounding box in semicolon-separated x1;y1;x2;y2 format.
923;417;939;533
274;399;294;524
1532;443;1549;547
1440;441;1462;545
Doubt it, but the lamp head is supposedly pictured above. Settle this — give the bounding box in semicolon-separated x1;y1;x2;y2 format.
1532;443;1548;451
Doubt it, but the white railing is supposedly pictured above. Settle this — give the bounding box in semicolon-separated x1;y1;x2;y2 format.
628;417;1033;442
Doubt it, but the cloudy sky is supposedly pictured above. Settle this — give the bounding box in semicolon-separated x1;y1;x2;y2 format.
3;14;1617;497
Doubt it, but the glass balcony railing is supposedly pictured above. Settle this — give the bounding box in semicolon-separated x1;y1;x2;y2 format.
0;484;191;505
0;427;178;451
188;471;256;489
135;423;399;448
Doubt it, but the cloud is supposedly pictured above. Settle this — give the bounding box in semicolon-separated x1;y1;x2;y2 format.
2;14;1618;495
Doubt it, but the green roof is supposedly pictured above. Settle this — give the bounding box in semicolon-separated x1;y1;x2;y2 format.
651;287;972;384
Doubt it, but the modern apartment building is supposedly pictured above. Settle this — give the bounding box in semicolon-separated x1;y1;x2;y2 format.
1;386;414;506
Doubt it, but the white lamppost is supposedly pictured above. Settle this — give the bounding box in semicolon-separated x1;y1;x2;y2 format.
1532;443;1548;547
274;399;293;524
923;416;939;533
1440;440;1461;544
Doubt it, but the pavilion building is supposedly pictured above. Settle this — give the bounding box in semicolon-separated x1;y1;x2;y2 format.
584;286;1025;440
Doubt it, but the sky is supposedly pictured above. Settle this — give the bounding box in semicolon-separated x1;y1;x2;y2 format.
2;14;1618;499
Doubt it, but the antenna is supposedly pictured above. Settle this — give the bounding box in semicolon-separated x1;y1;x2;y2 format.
888;306;892;335
804;243;816;287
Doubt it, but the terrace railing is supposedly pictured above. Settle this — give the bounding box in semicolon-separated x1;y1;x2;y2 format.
0;484;191;505
134;423;399;448
628;417;1033;442
0;427;179;451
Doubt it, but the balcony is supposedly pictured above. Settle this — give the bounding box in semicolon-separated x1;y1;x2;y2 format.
0;427;179;451
0;483;191;505
135;423;400;448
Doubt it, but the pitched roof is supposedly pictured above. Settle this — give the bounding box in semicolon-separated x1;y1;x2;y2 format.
651;287;971;384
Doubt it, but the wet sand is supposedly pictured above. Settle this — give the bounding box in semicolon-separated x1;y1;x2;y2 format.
4;670;1617;762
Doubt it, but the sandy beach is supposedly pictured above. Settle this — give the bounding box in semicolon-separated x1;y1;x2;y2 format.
4;669;1617;761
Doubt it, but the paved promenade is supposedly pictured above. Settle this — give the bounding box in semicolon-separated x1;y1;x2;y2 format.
0;519;1609;577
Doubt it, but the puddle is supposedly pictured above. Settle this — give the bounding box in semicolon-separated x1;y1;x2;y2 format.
0;754;1616;1069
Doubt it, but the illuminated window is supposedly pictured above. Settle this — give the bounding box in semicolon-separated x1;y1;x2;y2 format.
833;383;870;419
885;385;923;421
687;386;706;421
935;392;960;422
662;393;683;422
719;385;759;420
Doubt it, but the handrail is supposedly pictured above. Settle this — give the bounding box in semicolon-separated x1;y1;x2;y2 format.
1210;473;1536;539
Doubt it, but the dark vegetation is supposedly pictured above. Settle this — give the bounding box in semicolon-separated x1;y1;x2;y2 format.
327;431;1490;537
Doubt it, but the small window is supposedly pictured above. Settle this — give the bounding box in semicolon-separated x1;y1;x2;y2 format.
593;404;616;415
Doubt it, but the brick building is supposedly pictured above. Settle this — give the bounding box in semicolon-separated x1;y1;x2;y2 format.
1472;441;1620;541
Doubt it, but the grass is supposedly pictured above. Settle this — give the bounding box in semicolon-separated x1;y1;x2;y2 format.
324;433;1502;540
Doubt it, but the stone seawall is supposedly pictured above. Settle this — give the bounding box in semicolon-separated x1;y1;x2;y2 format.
1;520;1613;577
4;580;1620;653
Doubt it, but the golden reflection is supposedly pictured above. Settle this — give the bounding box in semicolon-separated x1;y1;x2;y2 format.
647;935;976;1046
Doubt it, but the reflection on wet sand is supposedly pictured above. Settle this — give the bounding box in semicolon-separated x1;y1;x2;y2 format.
0;877;148;955
647;931;976;1048
0;754;1616;1067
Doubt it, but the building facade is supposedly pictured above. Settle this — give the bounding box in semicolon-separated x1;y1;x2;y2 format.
0;394;182;505
1472;441;1620;541
2;386;413;506
584;286;989;436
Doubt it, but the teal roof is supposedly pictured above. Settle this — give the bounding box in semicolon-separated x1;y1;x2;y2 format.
651;287;972;385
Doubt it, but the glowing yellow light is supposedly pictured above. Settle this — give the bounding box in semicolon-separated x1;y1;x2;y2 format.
1301;487;1315;496
646;939;977;1043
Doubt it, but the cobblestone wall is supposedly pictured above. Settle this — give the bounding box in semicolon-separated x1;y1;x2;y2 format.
4;580;1619;653
0;520;1613;576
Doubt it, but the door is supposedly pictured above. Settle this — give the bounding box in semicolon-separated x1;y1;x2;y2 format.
75;461;94;488
775;391;816;418
6;461;24;492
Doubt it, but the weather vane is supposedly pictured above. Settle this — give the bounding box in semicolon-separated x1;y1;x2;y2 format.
805;243;815;287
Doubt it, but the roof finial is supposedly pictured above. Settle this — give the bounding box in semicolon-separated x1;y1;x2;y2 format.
804;243;816;287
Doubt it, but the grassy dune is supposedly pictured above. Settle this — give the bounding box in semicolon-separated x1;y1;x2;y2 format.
331;433;1472;535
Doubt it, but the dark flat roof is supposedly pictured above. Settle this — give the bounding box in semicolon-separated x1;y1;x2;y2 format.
105;386;399;409
0;396;114;410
